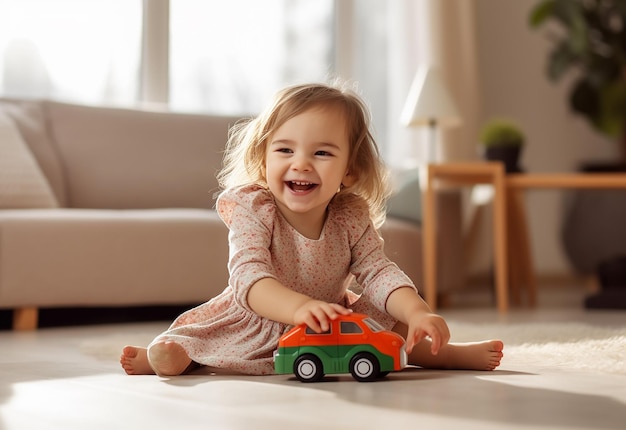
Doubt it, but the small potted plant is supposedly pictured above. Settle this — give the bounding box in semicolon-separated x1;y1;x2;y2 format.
479;118;525;173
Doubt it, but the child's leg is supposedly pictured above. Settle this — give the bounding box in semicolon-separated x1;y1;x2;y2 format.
147;341;193;376
120;341;193;376
393;323;504;371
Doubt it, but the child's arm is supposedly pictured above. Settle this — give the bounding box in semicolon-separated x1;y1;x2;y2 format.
247;277;352;332
385;287;451;355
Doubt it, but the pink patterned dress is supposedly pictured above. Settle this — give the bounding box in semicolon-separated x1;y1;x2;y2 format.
149;185;416;375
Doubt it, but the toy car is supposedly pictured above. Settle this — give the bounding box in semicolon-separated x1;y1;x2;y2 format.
274;312;407;382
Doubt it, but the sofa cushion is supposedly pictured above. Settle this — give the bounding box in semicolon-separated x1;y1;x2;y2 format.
0;110;59;209
45;101;240;209
0;208;229;307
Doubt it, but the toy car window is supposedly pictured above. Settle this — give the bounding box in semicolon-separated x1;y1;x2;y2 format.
340;321;363;334
363;318;384;332
305;327;331;335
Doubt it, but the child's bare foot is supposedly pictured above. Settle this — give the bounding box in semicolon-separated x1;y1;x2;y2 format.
444;340;504;371
410;339;504;371
120;346;155;375
147;341;192;376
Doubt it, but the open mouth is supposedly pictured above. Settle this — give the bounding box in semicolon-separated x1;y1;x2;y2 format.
286;181;318;192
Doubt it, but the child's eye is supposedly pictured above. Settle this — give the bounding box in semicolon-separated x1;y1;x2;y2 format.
315;150;332;156
276;148;293;154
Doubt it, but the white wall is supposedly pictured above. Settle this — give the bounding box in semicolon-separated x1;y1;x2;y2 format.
474;0;619;274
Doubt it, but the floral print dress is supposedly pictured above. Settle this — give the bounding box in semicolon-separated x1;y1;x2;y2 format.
149;185;416;375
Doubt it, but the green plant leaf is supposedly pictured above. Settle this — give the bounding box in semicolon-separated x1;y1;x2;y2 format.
566;4;588;55
529;0;556;27
530;0;626;141
570;78;600;117
552;0;584;28
548;41;578;81
593;80;626;138
587;54;621;85
480;119;525;147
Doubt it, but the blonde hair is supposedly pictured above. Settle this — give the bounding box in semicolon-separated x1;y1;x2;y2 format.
217;81;391;228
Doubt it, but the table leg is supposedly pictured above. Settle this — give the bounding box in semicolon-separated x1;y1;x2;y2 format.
508;187;537;306
507;191;522;306
423;166;438;310
492;167;510;313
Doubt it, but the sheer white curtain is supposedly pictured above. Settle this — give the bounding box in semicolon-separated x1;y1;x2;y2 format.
331;0;422;170
169;0;334;115
357;0;481;168
0;0;141;105
0;0;333;114
433;0;482;163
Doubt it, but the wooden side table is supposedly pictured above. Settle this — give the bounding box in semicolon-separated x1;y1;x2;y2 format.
423;162;509;313
424;165;626;313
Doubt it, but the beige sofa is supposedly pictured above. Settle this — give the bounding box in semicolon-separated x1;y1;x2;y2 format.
0;98;463;330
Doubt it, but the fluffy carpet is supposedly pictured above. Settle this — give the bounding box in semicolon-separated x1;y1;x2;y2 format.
81;321;626;375
447;320;626;375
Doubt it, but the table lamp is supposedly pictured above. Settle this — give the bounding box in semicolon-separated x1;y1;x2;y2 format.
400;65;461;162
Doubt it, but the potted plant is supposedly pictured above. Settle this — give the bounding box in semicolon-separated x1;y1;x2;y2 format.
479;118;525;173
529;0;626;167
530;0;626;304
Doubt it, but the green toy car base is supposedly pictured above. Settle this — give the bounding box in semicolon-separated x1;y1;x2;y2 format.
274;313;407;382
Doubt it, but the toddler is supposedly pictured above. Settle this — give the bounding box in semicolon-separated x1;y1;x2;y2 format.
120;82;503;377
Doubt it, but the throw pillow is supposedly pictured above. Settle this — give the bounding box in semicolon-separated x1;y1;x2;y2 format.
386;168;421;224
0;111;59;208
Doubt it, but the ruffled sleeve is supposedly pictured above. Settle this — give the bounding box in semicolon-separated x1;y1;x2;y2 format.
331;193;417;313
216;185;278;311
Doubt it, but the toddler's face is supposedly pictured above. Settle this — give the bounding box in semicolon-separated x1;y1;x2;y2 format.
265;106;353;228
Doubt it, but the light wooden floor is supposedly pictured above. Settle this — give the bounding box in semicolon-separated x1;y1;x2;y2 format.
1;283;625;430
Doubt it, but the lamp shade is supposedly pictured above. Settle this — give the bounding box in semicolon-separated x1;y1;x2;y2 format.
400;66;461;128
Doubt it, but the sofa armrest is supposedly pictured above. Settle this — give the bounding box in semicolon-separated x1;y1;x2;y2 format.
380;189;464;295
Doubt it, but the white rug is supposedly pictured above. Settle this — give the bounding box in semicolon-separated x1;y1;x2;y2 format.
447;320;626;375
81;321;626;375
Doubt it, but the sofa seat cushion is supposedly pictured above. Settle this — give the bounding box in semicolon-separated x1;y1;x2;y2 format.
0;209;229;308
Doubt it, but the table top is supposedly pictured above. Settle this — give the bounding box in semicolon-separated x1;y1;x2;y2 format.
427;163;626;189
506;173;626;189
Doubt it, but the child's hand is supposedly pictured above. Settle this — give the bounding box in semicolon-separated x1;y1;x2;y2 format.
293;300;352;333
405;312;450;355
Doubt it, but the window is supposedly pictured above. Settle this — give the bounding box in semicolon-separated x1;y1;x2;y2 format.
170;0;334;115
0;0;333;116
0;0;421;167
305;327;331;335
340;321;363;334
0;0;141;105
363;317;385;333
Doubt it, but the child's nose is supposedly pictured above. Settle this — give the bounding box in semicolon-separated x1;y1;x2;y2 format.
291;154;312;171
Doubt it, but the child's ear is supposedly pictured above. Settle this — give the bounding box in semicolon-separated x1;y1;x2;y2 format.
342;170;356;187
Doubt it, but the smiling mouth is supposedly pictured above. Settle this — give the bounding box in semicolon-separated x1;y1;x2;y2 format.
286;181;318;192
